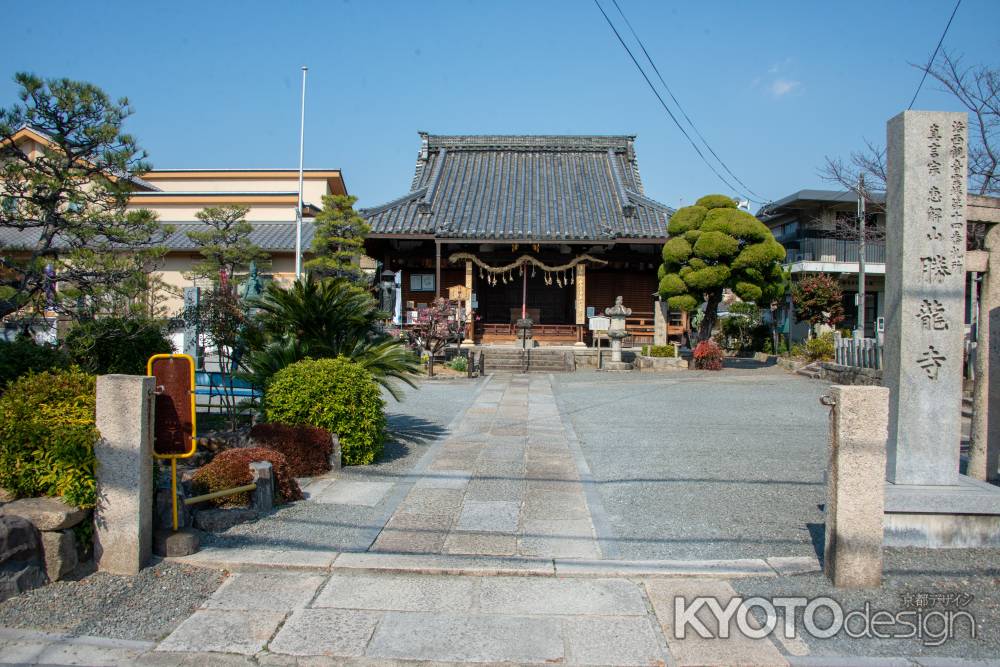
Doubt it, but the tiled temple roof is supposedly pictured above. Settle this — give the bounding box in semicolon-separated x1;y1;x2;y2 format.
0;221;313;252
362;134;673;241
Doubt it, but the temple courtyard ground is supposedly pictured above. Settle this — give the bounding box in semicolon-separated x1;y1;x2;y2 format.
2;367;999;664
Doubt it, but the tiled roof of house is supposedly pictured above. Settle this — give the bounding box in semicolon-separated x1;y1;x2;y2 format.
0;221;312;252
361;134;673;241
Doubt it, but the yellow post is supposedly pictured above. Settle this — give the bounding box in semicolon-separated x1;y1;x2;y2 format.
170;458;178;532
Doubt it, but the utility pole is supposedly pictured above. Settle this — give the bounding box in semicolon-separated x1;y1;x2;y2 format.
294;66;308;279
855;173;867;338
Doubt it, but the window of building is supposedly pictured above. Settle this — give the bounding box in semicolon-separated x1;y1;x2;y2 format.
410;273;435;292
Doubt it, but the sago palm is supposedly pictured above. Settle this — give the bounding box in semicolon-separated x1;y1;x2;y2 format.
244;274;419;400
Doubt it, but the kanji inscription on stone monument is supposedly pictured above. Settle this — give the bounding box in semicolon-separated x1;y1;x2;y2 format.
884;111;967;486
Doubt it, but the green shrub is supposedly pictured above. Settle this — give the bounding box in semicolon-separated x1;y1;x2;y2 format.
65;317;173;375
447;355;468;372
0;368;97;508
642;345;677;358
191;446;303;507
0;338;68;391
804;332;835;361
264;357;386;465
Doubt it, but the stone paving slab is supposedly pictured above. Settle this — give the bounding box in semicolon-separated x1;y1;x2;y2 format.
443;530;518;556
332;552;555;576
397;488;465;515
311;480;394;506
156;610;286;655
370;512;452;553
313;573;476;612
268;608;381;657
479;577;648;616
366;612;565;663
519;518;601;559
412;471;472;491
201;572;324;611
456;500;520;533
562;615;668;666
645;578;788;666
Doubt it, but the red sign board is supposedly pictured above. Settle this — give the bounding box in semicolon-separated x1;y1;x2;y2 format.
147;354;196;458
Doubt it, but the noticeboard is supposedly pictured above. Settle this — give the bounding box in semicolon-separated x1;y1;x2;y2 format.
147;354;196;458
588;316;611;331
448;285;471;302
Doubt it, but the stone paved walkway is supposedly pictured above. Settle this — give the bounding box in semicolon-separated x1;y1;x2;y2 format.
369;373;602;559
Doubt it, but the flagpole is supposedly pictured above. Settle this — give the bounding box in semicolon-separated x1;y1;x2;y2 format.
295;66;308;279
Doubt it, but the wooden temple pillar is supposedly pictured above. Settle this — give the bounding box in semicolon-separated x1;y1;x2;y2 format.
434;241;442;298
462;259;475;346
575;264;587;346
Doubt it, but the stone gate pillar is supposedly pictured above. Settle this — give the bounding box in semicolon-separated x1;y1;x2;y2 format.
884;111;967;486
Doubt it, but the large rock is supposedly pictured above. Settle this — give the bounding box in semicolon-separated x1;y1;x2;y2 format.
193;508;258;533
0;497;87;531
41;530;78;581
153;528;200;557
0;515;48;602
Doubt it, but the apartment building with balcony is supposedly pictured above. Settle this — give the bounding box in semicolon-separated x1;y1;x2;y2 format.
757;189;887;341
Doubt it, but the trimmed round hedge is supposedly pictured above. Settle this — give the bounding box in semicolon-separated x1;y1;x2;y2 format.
264;357;386;465
0;368;97;508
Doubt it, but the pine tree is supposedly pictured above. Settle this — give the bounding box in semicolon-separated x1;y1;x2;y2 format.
658;195;786;340
186;205;268;282
306;194;370;282
0;73;168;320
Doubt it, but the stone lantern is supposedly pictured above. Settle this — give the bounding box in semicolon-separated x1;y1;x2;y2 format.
603;296;633;371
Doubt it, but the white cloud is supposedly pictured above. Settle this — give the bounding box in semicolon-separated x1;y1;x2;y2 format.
769;78;800;97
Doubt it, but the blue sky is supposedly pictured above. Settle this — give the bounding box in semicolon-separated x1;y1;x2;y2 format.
2;0;997;210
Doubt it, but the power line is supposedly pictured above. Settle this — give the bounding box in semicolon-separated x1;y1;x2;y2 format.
592;0;758;203
610;0;763;200
907;0;961;110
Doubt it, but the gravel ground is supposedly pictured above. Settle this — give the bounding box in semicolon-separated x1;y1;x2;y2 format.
554;366;830;561
0;561;222;641
733;547;1000;659
202;376;485;552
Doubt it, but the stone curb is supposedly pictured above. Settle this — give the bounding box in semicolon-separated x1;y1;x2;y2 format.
0;627;156;651
169;550;823;579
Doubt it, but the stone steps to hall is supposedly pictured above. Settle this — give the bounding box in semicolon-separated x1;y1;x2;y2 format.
479;349;576;372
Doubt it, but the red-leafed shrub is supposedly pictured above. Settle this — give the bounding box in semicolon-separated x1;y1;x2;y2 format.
249;422;333;477
693;340;724;370
191;447;303;507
